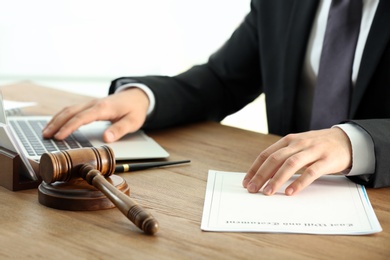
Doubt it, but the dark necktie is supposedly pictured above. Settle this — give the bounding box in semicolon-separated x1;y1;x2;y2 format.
310;0;362;130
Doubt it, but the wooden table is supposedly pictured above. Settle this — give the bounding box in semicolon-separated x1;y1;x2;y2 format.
0;82;389;259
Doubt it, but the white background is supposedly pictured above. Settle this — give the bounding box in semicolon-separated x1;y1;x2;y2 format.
0;0;267;133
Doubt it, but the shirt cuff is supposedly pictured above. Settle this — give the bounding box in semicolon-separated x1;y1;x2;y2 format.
115;83;156;116
333;123;375;176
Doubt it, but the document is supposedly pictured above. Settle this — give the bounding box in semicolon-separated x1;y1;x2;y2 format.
4;100;36;116
201;170;382;235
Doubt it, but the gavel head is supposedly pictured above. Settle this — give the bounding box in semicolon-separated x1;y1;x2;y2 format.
39;145;116;184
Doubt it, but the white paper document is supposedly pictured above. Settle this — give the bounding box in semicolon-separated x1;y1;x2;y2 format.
4;100;36;116
4;100;36;110
201;170;382;235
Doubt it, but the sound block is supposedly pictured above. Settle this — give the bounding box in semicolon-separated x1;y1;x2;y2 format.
38;175;130;211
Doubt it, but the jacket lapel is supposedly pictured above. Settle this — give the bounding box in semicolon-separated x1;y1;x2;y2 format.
280;0;319;133
351;0;390;116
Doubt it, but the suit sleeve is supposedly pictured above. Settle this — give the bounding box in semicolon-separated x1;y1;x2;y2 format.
347;119;390;188
109;1;263;129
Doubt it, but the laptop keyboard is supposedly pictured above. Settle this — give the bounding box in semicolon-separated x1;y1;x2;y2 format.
9;119;92;157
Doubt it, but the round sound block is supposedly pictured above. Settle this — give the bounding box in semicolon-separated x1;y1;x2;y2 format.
38;175;130;211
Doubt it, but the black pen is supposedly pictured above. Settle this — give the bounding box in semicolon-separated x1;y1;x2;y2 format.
115;160;191;173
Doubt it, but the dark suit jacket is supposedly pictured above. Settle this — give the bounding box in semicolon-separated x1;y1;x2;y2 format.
109;0;390;188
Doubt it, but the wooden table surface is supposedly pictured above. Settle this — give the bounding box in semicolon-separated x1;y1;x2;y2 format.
0;82;389;259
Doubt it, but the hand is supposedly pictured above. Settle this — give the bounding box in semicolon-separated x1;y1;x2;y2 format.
242;128;352;196
42;88;149;143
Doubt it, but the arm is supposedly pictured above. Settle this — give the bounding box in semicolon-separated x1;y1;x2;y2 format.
44;2;264;140
347;119;390;188
109;1;264;129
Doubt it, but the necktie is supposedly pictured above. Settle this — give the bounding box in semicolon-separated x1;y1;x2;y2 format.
310;0;362;130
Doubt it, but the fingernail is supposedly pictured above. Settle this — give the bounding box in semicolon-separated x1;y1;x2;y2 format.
242;177;250;188
54;132;62;140
263;185;273;195
248;182;258;193
286;187;294;196
105;131;115;143
42;125;51;134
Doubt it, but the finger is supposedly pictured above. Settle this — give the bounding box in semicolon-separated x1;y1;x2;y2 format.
250;133;316;195
49;103;103;140
243;138;290;188
284;160;328;196
102;117;140;143
48;97;124;140
53;117;94;140
262;148;318;195
284;150;345;196
42;102;94;138
246;145;298;193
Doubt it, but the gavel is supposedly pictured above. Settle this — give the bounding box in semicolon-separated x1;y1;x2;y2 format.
39;145;159;235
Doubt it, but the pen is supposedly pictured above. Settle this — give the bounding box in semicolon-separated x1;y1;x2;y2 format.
115;160;191;173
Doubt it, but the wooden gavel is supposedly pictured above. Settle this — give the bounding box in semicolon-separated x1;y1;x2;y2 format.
39;145;159;235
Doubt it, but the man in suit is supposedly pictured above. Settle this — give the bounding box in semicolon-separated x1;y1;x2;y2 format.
43;0;390;195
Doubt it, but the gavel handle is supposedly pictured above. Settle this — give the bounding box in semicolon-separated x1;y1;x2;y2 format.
80;164;159;235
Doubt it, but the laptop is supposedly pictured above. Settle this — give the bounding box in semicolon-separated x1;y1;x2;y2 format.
0;94;169;180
